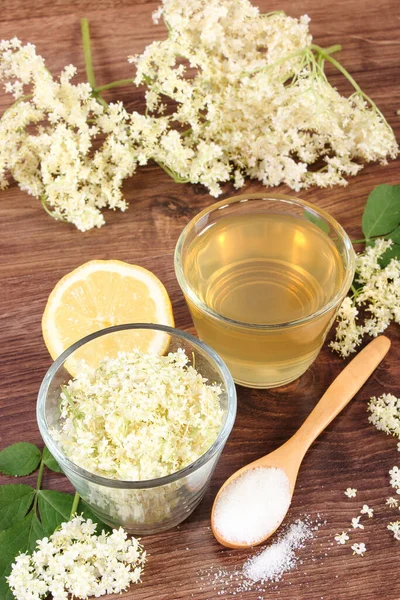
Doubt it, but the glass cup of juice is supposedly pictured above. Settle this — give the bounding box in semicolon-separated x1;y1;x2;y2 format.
174;193;355;388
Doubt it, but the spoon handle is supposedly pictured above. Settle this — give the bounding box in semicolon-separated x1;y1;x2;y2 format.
287;336;391;454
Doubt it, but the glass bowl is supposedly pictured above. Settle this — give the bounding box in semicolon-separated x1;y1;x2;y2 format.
37;324;237;534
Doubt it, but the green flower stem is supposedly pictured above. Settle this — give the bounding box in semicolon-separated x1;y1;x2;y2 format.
310;43;392;131
315;45;341;71
242;44;341;79
352;230;397;245
41;194;54;218
69;491;81;519
264;10;285;17
351;284;360;299
154;159;190;183
320;44;342;57
81;18;108;109
33;458;45;511
96;95;109;109
41;196;68;223
81;18;97;89
94;79;134;93
243;47;307;77
311;44;363;92
1;94;33;121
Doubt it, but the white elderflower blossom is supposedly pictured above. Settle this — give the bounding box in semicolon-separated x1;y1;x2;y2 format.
360;504;374;518
386;497;399;508
0;41;148;231
334;532;350;545
53;348;223;480
387;521;400;541
7;516;146;600
368;393;400;442
330;298;363;358
351;516;364;530
331;239;400;357
351;542;366;556
344;487;358;498
389;466;400;494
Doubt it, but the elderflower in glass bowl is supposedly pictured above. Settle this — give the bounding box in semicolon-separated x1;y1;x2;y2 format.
37;324;236;534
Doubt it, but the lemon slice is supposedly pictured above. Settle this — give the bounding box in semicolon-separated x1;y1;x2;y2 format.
42;260;174;371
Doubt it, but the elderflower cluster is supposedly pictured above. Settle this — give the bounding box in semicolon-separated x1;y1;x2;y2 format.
7;516;146;600
53;348;223;480
330;239;400;357
0;39;170;231
368;393;400;447
81;456;215;528
389;466;400;494
1;2;398;230
131;0;398;196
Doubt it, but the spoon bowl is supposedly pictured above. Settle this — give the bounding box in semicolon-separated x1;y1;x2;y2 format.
211;336;391;549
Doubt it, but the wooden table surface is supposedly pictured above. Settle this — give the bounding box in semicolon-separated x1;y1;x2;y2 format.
0;0;399;598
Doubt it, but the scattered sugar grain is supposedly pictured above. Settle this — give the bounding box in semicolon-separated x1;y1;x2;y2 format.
213;467;291;545
243;519;313;583
197;516;322;597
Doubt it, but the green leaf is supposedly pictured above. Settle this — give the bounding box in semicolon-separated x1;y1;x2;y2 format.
0;443;41;476
0;512;44;600
37;489;74;537
303;209;330;234
386;226;400;245
362;184;400;239
37;489;112;538
0;484;35;530
42;446;63;474
79;500;112;534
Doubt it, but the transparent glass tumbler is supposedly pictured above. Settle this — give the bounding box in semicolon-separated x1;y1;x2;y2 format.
37;324;236;534
174;194;355;389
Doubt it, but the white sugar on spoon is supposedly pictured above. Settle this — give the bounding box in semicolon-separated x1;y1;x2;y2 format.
212;336;390;548
213;467;291;546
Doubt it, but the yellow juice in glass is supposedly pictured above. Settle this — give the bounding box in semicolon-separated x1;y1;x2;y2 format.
175;194;355;388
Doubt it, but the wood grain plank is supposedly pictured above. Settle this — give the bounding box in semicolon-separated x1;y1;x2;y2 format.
0;0;399;598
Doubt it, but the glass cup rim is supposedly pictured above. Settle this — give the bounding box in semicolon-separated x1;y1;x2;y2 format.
174;192;356;330
37;323;237;489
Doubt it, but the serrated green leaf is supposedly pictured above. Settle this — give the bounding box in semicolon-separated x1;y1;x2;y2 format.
303;209;330;234
37;490;74;537
0;484;35;530
362;184;400;239
42;446;63;474
0;512;44;600
79;500;112;534
0;443;41;477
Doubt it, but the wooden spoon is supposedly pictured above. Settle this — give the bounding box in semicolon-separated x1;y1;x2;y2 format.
211;335;391;549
